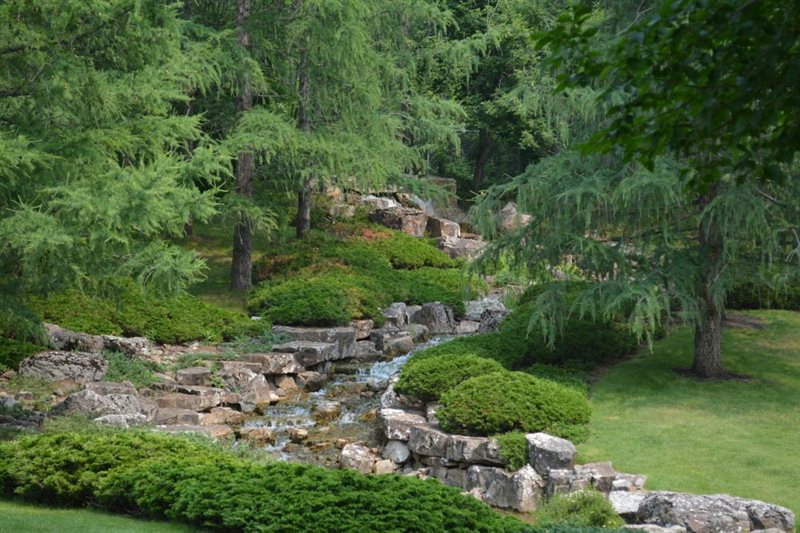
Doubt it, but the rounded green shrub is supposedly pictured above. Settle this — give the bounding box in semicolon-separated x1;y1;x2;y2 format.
438;371;591;441
395;353;505;402
534;490;624;529
494;431;528;471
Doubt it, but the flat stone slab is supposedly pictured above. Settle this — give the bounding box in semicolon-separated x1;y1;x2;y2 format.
272;341;337;367
272;326;356;359
19;351;108;383
380;408;427;441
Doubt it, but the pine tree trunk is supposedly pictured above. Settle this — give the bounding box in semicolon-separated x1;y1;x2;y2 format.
473;128;492;188
296;47;313;239
230;0;254;290
691;183;725;378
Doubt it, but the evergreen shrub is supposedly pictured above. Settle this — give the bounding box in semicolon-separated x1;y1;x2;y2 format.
0;431;524;532
437;371;591;441
494;432;528;471
533;491;624;529
32;286;267;344
0;338;44;372
727;278;800;310
394;353;505;402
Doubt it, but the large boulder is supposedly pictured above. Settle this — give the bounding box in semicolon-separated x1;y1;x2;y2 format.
44;323;104;353
272;341;336;367
383;334;415;358
382;440;411;464
410;303;455;334
101;335;152;357
383;302;407;328
244;353;304;375
272;326;356;360
53;381;144;418
437;236;486;260
500;202;532;231
408;424;450;457
636;492;796;533
340;443;377;474
380;408;427;441
361;194;401;211
466;464;542;512
369;207;428;237
19;351;108;383
446;435;504;466
349;319;374;340
176;366;212;386
526;432;577;475
426;217;461;238
609;491;647;521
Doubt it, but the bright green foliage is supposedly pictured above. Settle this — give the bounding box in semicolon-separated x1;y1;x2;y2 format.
0;338;44;372
494;432;528;472
405;302;637;370
541;0;800;191
248;223;474;326
534;491;624;529
32;285;267;344
102;353;162;388
0;431;524;532
438;371;591;441
394;353;505;402
0;0;225;295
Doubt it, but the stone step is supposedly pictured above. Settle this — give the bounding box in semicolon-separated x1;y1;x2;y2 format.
243;353;304;375
153;407;200;426
154;392;221;411
272;341;337;367
272;326;356;359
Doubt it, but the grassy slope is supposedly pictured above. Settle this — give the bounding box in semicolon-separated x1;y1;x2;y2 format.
579;310;800;514
0;499;198;533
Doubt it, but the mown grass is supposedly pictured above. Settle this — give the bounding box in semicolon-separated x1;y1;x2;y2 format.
0;499;198;532
579;310;800;515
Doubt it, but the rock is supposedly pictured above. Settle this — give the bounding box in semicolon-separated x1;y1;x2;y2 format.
408;424;450;457
380;408;427;441
156;424;234;440
200;407;244;426
176;366;212;386
499;202;532;231
19;351;108;383
613;472;648;492
289;428;309;443
219;365;267;392
154;408;201;425
244;353;304;375
53;382;143;418
447;435;504;466
239;384;279;414
426;403;441;425
437;236;486;260
272;326;356;360
313;400;342;422
410;303;455;334
340;443;376;474
610;491;647;521
334;439;348;449
238;427;275;445
350;319;374;340
272;341;336;367
454;320;481;335
467;464;542;512
384;303;407;328
374;459;397;475
1;396;19;410
527;432;577;475
545;468;591;496
431;464;468;489
361;194;400;211
369;207;428;237
154;392;221;412
93;413;147;428
353;341;382;361
405;305;422;324
101;335;152;357
274;375;298;392
637;492;796;533
404;323;430;343
624;526;687;533
379;381;405;409
296;371;325;392
44;323;104;352
426;217;461;238
575;462;618;493
382;440;411;464
383;334;415;358
464;299;508;322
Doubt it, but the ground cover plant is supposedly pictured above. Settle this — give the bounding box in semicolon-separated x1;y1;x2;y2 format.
248;220;477;326
532;491;623;530
578;310;800;515
0;430;524;532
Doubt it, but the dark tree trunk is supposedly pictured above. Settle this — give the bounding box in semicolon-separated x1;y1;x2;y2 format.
692;184;725;378
230;0;254;290
296;48;313;239
473;128;492;188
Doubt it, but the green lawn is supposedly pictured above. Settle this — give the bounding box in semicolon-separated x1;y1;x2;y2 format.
0;499;198;532
579;310;800;515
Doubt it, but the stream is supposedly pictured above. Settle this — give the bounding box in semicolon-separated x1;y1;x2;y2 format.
239;336;451;466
